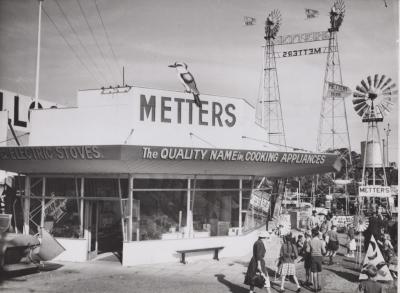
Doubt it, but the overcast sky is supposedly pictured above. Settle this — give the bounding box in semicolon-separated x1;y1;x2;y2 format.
0;0;398;160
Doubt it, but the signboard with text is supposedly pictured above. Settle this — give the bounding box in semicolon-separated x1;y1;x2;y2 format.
359;185;391;197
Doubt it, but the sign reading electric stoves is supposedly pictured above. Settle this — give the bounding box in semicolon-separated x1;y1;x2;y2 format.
358;185;391;197
142;146;327;164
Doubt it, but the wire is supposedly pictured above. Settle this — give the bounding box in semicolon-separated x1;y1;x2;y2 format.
0;133;30;144
76;0;118;84
42;7;102;85
93;0;121;79
53;0;108;84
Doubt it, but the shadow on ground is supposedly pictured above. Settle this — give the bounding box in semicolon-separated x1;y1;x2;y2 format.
325;267;358;283
215;274;249;293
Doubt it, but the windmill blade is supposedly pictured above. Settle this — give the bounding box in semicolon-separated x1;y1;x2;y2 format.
380;102;391;114
377;75;386;88
353;92;366;98
376;104;386;117
380;77;392;89
367;76;372;87
373;74;379;87
352;98;366;105
354;101;368;112
356;85;367;94
361;80;369;92
358;104;370;117
382;82;396;93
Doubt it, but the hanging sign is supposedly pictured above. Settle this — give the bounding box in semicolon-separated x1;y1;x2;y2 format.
274;31;330;45
249;190;270;213
275;46;337;58
327;82;352;98
359;185;391;197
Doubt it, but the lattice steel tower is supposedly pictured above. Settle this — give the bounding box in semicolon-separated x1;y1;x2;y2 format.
256;10;286;147
316;0;352;161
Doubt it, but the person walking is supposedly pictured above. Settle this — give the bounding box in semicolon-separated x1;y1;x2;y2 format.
244;231;271;293
278;233;301;293
325;225;339;265
346;223;356;258
358;264;383;293
302;232;313;287
307;228;326;292
307;210;320;231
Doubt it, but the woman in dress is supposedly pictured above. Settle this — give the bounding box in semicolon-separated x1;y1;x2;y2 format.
244;231;271;293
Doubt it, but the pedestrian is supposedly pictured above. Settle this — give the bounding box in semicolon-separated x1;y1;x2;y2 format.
307;210;320;231
319;216;328;238
302;232;313;287
307;228;326;292
381;234;394;263
325;225;339;265
278;233;301;293
244;231;271;293
346;223;356;258
296;235;305;252
358;264;383;293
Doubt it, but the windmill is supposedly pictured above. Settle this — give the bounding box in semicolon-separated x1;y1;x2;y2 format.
255;9;286;147
353;74;397;211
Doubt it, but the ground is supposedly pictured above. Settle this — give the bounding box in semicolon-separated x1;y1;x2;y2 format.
0;233;397;293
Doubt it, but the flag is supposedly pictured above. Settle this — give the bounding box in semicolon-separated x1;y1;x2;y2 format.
305;8;319;19
359;235;393;281
244;16;256;26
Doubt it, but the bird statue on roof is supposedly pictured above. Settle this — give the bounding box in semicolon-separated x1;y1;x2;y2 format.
168;62;201;108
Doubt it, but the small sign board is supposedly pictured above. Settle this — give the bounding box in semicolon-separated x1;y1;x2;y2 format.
249;190;270;213
359;185;391;197
327;82;351;98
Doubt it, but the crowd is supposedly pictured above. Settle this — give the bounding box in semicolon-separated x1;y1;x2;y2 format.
244;209;397;293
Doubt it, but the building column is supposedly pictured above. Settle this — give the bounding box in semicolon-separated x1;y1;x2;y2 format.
239;179;242;233
40;176;46;229
186;178;192;238
128;174;134;242
23;176;30;235
80;177;85;238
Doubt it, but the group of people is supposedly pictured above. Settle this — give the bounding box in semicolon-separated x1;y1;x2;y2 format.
244;209;394;293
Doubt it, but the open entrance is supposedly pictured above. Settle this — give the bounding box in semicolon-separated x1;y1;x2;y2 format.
86;200;123;262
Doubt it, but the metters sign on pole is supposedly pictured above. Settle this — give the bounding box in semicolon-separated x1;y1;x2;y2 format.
358;185;391;197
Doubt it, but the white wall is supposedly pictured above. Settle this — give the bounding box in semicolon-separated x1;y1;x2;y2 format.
122;227;265;266
53;238;88;262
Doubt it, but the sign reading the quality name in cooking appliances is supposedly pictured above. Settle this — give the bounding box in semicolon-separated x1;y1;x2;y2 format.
142;146;327;164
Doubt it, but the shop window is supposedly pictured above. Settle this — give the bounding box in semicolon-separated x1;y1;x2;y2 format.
134;179;187;241
191;180;239;237
85;178;121;198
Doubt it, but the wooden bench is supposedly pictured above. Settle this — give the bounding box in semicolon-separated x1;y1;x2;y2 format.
176;246;224;264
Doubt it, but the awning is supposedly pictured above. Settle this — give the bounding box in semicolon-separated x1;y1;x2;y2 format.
0;145;341;177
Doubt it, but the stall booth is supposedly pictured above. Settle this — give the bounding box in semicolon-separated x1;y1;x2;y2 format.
0;86;341;266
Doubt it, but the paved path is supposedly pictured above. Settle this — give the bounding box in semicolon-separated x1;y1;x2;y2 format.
0;233;396;293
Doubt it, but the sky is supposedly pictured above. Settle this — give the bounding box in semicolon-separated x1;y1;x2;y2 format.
0;0;398;161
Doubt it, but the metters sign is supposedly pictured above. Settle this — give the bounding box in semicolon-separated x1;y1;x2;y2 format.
139;94;236;127
358;185;391;197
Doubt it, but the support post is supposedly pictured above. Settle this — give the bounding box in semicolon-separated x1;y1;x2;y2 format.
186;179;191;238
128;174;134;242
239;179;242;234
80;177;84;238
40;176;46;229
23;176;30;235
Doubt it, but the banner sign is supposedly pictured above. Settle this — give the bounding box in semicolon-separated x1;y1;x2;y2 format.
332;216;354;228
327;82;352;98
274;31;330;45
275;46;337;58
142;146;327;165
359;185;391;197
0;146;104;160
249;190;270;213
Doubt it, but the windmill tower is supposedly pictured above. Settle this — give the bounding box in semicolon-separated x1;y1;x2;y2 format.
316;0;352;161
353;74;396;189
256;10;286;147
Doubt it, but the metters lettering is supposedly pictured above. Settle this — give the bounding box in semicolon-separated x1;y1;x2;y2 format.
359;185;391;197
282;47;322;57
0;146;102;160
139;94;236;127
142;147;327;165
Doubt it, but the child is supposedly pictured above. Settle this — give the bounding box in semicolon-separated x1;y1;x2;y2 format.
302;232;313;287
297;235;305;253
382;234;394;263
346;223;356;258
358;264;383;293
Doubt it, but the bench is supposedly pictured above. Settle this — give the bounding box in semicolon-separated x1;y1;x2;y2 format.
176;246;224;264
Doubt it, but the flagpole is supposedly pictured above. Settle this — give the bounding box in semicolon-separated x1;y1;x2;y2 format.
34;0;44;110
